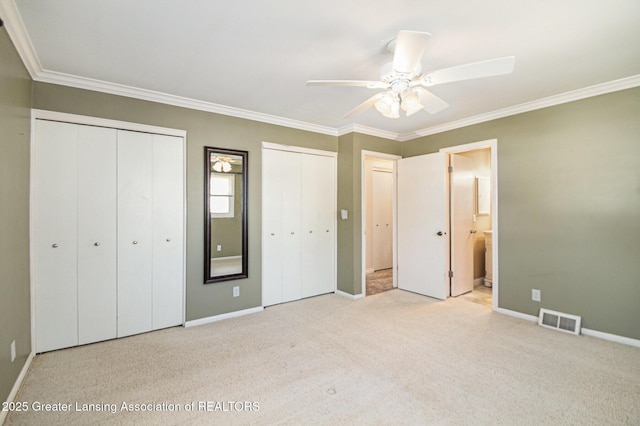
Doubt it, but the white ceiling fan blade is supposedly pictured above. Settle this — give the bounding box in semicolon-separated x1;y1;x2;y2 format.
306;80;389;89
423;56;515;86
392;31;431;74
416;87;449;114
344;93;383;118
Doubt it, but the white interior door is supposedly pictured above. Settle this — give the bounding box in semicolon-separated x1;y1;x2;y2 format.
117;130;153;337
77;125;117;345
34;120;79;352
280;151;302;303
262;149;285;306
450;154;475;296
151;134;184;329
397;152;448;299
372;170;393;270
301;153;336;297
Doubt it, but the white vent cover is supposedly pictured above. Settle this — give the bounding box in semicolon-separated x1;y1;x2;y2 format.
538;309;582;335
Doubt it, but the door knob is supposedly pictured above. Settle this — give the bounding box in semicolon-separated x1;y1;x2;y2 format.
436;231;446;236
470;229;477;234
270;233;275;236
290;232;295;235
94;242;100;246
132;241;138;245
52;243;59;248
166;238;171;242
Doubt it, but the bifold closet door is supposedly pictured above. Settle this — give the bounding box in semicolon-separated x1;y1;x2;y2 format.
117;130;153;337
262;149;302;305
152;134;184;329
77;125;117;345
34;121;79;353
301;154;336;298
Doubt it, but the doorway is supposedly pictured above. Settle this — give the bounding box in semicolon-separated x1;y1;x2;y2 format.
361;151;401;297
441;140;498;310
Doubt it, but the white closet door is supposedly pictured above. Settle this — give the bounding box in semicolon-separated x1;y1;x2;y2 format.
301;154;335;297
77;125;117;345
280;151;302;303
117;130;153;337
262;149;285;306
34;120;79;352
152;134;184;329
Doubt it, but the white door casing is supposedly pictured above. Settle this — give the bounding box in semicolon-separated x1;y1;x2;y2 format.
450;154;475;297
397;152;448;300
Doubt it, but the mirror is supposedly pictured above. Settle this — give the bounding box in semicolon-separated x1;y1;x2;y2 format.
476;176;490;216
204;147;248;283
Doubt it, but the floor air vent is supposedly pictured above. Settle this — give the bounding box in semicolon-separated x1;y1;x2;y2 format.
538;309;581;335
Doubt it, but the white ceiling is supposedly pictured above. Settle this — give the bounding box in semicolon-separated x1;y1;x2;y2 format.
7;0;640;139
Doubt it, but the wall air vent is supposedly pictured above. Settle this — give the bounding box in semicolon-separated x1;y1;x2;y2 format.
538;309;582;335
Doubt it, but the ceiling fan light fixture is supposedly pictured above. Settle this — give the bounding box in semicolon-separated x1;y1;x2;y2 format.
374;91;396;116
400;88;420;111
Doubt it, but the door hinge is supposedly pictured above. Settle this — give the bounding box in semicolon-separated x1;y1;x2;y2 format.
448;166;453;173
448;270;453;278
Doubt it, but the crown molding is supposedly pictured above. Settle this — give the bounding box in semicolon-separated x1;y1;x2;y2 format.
337;123;401;140
34;70;339;137
0;0;42;77
403;74;640;140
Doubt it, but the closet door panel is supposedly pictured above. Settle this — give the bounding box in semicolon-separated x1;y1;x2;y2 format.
117;130;153;337
34;120;79;352
280;151;302;303
316;155;336;294
152;134;184;329
77;125;118;345
301;154;324;298
262;149;285;306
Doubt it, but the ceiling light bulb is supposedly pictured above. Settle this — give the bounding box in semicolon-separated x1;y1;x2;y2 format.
376;91;398;117
400;88;420;111
213;161;223;172
222;161;232;172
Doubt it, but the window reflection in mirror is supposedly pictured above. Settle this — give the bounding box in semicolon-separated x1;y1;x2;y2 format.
204;147;248;283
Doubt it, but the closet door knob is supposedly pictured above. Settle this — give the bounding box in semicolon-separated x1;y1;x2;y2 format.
290;232;295;235
94;242;100;246
166;238;171;242
52;243;59;248
270;233;275;236
309;230;313;233
326;230;329;233
132;241;138;245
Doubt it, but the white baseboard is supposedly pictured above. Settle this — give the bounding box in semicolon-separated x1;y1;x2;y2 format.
496;307;640;348
1;351;35;425
495;307;538;322
335;290;365;300
184;306;263;328
581;328;640;348
473;278;485;287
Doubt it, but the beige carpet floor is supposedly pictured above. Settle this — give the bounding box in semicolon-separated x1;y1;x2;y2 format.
6;290;640;425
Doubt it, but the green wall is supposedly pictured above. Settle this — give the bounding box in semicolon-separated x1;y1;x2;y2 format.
0;28;32;404
402;87;640;340
31;82;337;321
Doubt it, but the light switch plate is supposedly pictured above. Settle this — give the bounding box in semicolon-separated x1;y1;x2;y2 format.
532;289;541;302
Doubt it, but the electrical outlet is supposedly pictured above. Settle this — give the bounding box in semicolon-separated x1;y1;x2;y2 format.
233;286;240;297
217;245;222;252
10;340;16;362
532;289;541;302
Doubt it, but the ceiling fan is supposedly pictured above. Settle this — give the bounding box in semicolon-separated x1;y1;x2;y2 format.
306;31;515;119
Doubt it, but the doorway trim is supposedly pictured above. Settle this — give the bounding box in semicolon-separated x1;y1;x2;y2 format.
360;150;402;297
440;139;498;311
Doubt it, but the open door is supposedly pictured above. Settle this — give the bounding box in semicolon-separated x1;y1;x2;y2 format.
450;154;475;296
397;153;448;299
372;170;393;270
